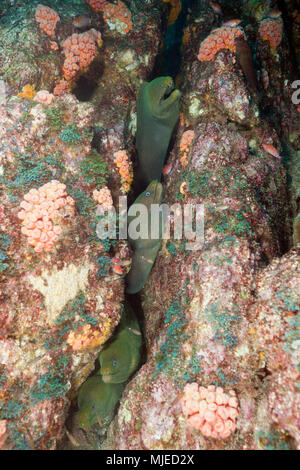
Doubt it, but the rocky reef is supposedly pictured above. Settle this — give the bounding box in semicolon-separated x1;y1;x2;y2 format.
0;0;299;451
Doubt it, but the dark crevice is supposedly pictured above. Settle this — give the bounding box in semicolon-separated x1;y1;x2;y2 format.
73;75;98;102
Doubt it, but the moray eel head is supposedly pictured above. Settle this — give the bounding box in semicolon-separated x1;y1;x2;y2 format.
77;375;124;428
128;180;164;246
146;76;181;122
100;336;134;384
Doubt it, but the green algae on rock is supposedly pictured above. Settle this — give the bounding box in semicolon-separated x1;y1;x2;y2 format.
99;301;142;384
136;77;181;191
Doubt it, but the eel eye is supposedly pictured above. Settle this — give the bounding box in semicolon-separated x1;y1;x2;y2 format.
145;191;150;197
92;404;95;410
112;360;118;367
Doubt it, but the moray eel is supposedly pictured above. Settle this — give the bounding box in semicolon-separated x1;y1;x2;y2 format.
77;374;125;429
136;76;181;191
293;213;300;245
99;301;142;384
126;180;163;294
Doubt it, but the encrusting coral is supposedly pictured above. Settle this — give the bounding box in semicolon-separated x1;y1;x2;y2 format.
17;180;75;253
197;26;245;62
258;17;283;49
86;0;132;34
53;80;70;96
33;90;54;105
17;84;36;99
62;30;103;81
67;320;112;351
103;0;133;34
113;150;133;193
86;0;107;12
179;130;194;168
35;4;60;39
93;186;113;213
181;383;239;439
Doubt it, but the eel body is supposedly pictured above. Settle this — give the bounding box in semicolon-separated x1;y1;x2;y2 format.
293;213;300;246
126;180;163;294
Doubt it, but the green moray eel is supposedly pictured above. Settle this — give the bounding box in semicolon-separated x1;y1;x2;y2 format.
293;213;300;246
126;180;163;294
77;374;125;429
99;301;142;383
136;76;181;190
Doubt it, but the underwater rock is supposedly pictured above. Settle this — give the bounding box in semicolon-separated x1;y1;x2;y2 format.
104;1;297;450
0;0;167;450
249;248;300;448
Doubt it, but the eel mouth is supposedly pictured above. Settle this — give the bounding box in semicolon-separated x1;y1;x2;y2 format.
159;78;181;112
101;374;112;383
160;77;175;103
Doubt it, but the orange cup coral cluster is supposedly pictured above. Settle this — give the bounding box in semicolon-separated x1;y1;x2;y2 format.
35;4;60;38
197;26;245;61
258;17;283;49
86;0;107;11
53;79;70;96
113;150;133;192
181;383;239;439
62;29;103;81
93;186;113;213
103;0;132;34
17;180;75;253
67;324;104;351
179;130;194;168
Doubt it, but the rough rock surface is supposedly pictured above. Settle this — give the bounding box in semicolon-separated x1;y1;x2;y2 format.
0;0;165;450
104;0;299;451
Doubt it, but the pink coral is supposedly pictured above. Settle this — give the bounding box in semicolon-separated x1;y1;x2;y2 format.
181;383;239;439
114;150;133;192
0;420;7;449
86;0;107;12
35;4;60;38
49;41;59;51
179;130;194;168
33;90;54;105
67;320;112;351
67;324;102;350
258;17;283;49
103;0;132;34
93;186;113;213
62;29;102;81
17;180;75;253
197;26;245;62
53;79;70;96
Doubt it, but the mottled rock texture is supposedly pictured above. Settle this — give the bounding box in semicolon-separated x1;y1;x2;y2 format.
104;0;299;451
0;0;165;450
